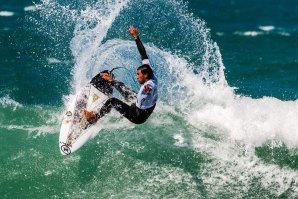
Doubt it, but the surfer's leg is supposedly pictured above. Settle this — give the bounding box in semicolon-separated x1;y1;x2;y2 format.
97;98;132;119
108;102;146;124
112;81;137;102
126;104;156;124
96;98;154;124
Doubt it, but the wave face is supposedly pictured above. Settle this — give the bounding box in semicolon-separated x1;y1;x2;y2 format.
1;0;298;198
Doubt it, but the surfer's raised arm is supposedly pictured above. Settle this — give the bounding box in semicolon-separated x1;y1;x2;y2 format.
129;25;148;60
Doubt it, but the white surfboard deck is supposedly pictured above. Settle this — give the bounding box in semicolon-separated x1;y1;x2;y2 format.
59;84;109;155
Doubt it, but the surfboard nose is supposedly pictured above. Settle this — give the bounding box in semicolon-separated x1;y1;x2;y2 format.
60;143;72;155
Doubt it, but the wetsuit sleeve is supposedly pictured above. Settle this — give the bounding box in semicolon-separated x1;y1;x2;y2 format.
135;36;148;60
112;80;137;102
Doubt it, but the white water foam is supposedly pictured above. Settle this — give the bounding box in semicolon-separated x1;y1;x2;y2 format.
3;125;56;137
24;5;37;12
234;31;264;37
0;96;22;108
190;132;298;197
185;84;298;148
259;25;275;31
235;26;292;37
47;57;62;64
0;11;15;17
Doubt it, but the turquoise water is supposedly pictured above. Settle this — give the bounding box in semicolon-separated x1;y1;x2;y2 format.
1;0;298;198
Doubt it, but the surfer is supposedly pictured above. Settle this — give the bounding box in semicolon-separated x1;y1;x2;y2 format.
84;25;158;124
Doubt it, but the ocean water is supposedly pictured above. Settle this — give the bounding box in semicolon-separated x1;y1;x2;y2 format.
1;0;298;198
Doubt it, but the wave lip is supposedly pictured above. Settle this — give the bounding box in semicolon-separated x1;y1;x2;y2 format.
234;31;264;37
234;25;293;37
0;96;22;108
47;57;62;64
24;5;37;12
259;25;275;31
0;11;15;17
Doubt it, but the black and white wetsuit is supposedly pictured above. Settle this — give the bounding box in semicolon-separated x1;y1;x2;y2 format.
96;36;158;124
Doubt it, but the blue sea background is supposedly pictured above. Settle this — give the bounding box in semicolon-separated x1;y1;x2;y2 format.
1;0;298;198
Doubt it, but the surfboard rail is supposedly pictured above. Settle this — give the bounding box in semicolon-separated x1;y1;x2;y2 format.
59;83;109;155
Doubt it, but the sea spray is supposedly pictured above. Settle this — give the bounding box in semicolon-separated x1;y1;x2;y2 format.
70;0;131;92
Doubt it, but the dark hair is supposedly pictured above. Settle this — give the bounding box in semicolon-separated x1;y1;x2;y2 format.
137;64;153;79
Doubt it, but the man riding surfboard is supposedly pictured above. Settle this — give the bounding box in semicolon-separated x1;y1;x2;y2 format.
84;25;158;124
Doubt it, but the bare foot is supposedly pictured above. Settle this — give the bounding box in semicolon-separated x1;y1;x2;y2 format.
83;110;98;123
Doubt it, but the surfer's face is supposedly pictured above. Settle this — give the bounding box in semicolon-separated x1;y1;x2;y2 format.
136;69;147;84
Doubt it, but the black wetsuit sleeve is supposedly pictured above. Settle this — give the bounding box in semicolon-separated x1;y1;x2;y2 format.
112;80;137;102
135;36;148;60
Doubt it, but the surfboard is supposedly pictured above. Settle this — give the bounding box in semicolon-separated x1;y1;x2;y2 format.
59;73;112;155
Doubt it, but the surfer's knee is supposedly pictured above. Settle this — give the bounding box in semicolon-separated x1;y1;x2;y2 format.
132;119;147;124
106;97;120;105
98;98;119;118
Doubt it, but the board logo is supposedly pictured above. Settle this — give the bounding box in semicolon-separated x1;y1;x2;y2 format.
93;94;99;102
61;144;71;155
66;111;72;116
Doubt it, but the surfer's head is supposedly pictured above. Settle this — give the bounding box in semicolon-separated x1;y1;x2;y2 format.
136;64;153;84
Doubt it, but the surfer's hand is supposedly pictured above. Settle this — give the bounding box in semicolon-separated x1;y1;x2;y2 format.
83;110;98;123
100;73;113;82
129;25;138;39
144;84;151;94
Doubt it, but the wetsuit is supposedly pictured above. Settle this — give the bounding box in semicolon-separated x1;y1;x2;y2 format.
96;36;158;124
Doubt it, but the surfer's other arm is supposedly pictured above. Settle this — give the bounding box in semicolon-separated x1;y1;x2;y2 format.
129;25;148;60
100;73;137;102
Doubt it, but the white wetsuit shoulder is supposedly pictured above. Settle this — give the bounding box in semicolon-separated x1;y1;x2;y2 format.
136;59;158;109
